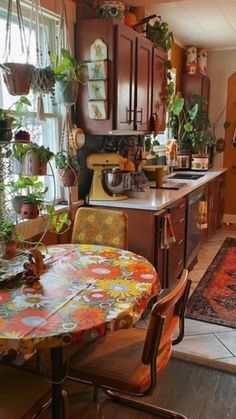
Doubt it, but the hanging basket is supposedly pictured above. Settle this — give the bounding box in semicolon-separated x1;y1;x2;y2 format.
55;80;79;105
21;152;47;176
3;63;34;96
58;168;79;187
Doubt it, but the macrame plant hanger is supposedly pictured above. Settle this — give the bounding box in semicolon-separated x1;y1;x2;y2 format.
30;0;56;121
57;0;79;216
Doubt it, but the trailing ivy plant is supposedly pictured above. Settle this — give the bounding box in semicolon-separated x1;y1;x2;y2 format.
146;18;174;53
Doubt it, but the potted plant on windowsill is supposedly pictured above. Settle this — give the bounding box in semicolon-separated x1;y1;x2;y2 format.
0;218;23;259
51;49;85;105
13;143;54;176
0;97;31;143
17;176;48;219
55;150;79;187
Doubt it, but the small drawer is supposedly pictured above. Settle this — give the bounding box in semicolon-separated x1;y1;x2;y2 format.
169;198;186;225
173;218;186;241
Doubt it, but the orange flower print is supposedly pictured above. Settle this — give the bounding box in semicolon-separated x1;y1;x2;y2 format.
82;263;121;279
126;262;154;274
72;306;105;329
100;251;121;259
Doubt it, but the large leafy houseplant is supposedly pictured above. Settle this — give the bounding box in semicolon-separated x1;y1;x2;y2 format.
168;95;198;151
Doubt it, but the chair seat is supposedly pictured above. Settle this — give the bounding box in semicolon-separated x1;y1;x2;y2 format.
0;364;50;419
70;327;172;394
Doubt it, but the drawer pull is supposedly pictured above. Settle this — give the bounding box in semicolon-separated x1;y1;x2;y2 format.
178;203;185;208
178;217;185;224
178;239;184;245
177;259;183;266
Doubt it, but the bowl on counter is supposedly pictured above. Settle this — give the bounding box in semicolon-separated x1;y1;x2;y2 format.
102;168;130;196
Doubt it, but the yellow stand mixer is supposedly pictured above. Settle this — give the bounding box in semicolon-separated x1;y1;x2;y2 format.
86;153;128;201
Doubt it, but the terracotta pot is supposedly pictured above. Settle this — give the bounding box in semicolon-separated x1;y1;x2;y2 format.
58;168;79;187
4;242;17;259
55;80;79;105
21;153;47;176
15;131;30;143
21;203;39;219
3;63;34;96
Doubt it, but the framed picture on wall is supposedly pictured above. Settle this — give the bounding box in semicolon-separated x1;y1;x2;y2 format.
88;101;107;120
88;80;107;100
87;60;107;80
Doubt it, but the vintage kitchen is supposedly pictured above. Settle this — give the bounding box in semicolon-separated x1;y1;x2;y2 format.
0;1;236;419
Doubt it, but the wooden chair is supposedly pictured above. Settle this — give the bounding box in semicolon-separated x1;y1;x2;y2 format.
68;270;191;419
0;364;51;419
71;207;128;249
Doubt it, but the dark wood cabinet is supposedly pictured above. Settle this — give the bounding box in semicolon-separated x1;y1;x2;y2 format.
206;174;225;239
152;47;167;133
181;74;210;112
75;19;167;135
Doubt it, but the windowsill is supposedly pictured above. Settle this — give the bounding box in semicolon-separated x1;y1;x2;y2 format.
16;200;84;239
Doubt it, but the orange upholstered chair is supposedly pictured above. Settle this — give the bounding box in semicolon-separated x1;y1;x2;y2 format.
68;269;191;419
71;207;128;249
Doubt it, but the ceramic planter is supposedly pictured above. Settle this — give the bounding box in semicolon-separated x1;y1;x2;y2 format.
21;203;39;219
3;63;34;96
98;1;125;20
21;152;47;176
55;80;79;105
191;154;209;171
58;168;79;187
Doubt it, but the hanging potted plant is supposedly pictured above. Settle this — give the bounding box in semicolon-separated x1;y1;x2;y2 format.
51;49;85;105
1;0;34;96
55;150;79;187
13;143;54;176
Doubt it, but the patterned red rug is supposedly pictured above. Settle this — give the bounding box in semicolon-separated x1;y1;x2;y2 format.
186;237;236;328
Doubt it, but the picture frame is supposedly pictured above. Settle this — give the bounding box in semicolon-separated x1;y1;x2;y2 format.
90;38;108;61
87;60;107;80
88;80;107;100
88;101;107;120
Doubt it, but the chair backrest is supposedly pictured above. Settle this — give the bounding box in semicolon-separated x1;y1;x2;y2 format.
142;270;191;370
71;207;128;249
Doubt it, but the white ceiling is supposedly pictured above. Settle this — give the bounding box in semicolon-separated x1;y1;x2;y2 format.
127;0;236;50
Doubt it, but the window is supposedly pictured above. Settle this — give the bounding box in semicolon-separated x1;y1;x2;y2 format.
0;0;62;204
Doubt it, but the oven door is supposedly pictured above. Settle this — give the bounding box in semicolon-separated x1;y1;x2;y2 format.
186;187;204;267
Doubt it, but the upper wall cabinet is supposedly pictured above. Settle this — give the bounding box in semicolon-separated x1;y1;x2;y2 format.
152;47;167;133
181;74;210;112
75;19;167;135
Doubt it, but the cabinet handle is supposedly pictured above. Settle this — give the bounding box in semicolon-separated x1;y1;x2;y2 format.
178;203;185;208
126;107;135;124
136;108;143;124
178;239;184;245
177;259;183;266
178;217;185;224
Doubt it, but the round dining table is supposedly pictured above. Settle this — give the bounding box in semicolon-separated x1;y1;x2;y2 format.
0;244;160;419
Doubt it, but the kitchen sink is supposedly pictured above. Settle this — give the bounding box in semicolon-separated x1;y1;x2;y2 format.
170;173;205;180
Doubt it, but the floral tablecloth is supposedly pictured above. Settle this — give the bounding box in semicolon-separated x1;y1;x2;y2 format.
0;244;159;355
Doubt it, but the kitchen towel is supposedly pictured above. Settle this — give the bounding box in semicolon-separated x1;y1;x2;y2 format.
161;214;176;249
197;194;208;229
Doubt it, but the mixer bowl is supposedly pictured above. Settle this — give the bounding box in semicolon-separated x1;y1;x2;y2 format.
102;168;130;196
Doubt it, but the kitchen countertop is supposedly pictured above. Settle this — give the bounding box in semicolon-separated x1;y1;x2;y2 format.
88;169;227;212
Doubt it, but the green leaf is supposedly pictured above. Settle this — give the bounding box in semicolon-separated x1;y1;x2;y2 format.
183;122;193;132
171;97;184;116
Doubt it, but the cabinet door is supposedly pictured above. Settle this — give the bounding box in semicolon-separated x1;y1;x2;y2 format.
115;24;136;131
152;47;167;133
135;36;152;131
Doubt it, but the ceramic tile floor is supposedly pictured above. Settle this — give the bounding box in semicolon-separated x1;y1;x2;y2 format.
137;228;236;373
173;228;236;373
